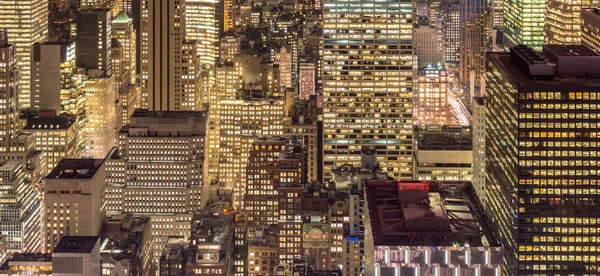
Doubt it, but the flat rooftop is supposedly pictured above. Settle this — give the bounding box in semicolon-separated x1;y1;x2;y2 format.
53;236;100;254
365;180;499;247
130;109;208;119
0;160;20;172
415;126;472;151
487;52;600;91
544;44;599;57
24;115;75;130
47;159;105;179
8;254;52;263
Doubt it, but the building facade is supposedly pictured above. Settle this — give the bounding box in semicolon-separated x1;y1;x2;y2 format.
322;0;414;181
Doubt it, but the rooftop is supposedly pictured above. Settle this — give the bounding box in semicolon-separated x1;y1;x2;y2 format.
365;180;499;247
0;160;20;173
8;254;52;263
415;125;472;150
53;236;100;254
46;159;105;179
162;237;185;261
487;48;600;91
130;109;208;119
191;210;233;246
24;115;75;130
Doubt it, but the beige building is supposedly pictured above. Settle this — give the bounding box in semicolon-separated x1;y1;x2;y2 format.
186;0;220;67
140;0;201;111
43;158;107;252
414;126;472;181
414;66;451;125
85;72;117;159
23;114;81;171
112;11;137;92
104;109;208;216
218;94;284;208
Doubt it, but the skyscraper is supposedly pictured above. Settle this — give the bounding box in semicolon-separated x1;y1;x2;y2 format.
485;44;600;274
0;31;19;149
440;0;461;66
545;0;600;45
140;0;201;111
322;0;414;181
112;11;137;88
459;0;486;95
77;10;113;77
0;0;48;108
186;0;221;68
503;0;545;50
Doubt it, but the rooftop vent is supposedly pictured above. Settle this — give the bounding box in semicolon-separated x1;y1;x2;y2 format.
510;45;554;78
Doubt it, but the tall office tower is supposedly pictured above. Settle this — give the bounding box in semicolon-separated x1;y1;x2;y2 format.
440;0;461;66
492;0;504;28
103;110;207;216
77;10;112;77
472;97;486;207
322;0;414;181
223;0;234;32
141;0;201;111
112;11;137;88
276;46;293;91
485;44;600;274
43;158;106;252
299;62;316;100
23;114;81;171
0;31;19;149
503;0;545;50
0;0;48;108
0;161;41;253
31;41;83;113
582;8;600;53
545;0;600;45
186;0;221;68
84;72;117;159
414;19;442;68
459;0;486;94
218;93;284;208
414;65;451;125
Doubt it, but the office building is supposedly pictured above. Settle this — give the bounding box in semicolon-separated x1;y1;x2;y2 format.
0;161;42;253
322;0;414;181
485;44;600;274
503;0;545;50
545;0;600;45
32;41;84;113
158;237;185;275
77;10;112;77
112;11;137;90
22;114;81;171
0;0;48;108
582;8;600;53
0;31;19;148
224;0;234;32
472;97;486;206
440;0;461;66
363;180;503;275
283;97;321;182
219;34;242;64
104;109;207;216
276;46;293;91
84;72;117;159
299;62;316;100
413;65;451;125
140;213;193;274
218;93;284;208
79;0;112;10
247;227;278;276
52;236;101;275
44;159;106;252
186;0;221;67
413;19;441;68
459;0;486;93
141;0;201;111
414;126;472;181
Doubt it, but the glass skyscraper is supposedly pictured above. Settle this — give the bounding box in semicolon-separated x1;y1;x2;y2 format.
322;0;414;181
485;45;600;274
